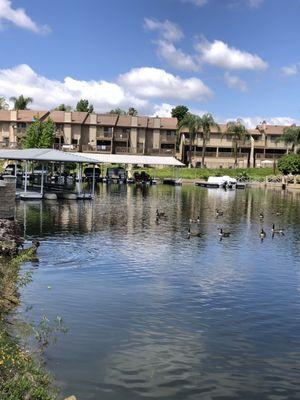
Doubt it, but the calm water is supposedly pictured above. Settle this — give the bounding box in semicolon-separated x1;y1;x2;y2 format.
16;185;300;400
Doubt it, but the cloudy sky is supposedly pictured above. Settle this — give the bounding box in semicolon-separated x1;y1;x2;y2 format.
0;0;299;127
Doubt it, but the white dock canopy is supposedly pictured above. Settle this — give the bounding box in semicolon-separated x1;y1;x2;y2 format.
0;148;184;166
0;148;94;163
73;152;184;166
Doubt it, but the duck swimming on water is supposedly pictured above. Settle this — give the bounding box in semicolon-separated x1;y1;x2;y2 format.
189;216;200;224
218;228;231;238
216;209;224;217
156;209;166;218
187;227;202;238
271;224;285;236
260;228;266;240
259;212;264;219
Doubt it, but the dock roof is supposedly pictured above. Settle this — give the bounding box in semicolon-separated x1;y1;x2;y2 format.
0;149;184;166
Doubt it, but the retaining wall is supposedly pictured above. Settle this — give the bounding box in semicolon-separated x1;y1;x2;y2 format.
0;175;16;219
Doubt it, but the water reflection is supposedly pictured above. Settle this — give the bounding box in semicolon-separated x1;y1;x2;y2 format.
16;185;300;400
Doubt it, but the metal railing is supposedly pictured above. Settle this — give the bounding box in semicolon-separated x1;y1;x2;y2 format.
82;145;111;153
114;131;129;140
0;141;20;149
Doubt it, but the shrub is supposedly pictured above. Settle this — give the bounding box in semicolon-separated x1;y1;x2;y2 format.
277;154;300;175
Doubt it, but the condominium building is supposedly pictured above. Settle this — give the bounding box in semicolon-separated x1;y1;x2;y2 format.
0;110;293;167
0;110;177;156
180;122;292;168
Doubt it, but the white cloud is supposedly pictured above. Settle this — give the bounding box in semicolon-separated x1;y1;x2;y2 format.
0;64;147;111
0;64;213;115
152;103;175;117
195;37;268;70
144;18;183;42
0;0;50;34
156;40;200;71
119;67;213;101
182;0;208;6
224;116;299;129
281;64;298;77
224;72;247;91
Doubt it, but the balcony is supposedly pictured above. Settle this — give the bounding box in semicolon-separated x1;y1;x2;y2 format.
114;131;129;140
148;148;176;156
161;136;176;144
256;153;284;159
0;141;20;149
82;144;111;153
13;128;27;137
96;130;113;139
115;146;130;154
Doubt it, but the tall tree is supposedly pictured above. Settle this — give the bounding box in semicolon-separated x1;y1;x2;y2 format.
171;105;189;123
10;95;33;110
75;99;94;113
222;119;249;167
198;113;220;168
0;97;8;110
127;107;138;116
54;104;72;112
23;117;55;149
276;125;300;154
109;108;126;115
178;113;202;167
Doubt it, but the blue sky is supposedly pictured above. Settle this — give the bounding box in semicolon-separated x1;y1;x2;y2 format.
0;0;299;126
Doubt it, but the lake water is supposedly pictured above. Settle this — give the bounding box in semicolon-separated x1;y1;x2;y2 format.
16;185;300;400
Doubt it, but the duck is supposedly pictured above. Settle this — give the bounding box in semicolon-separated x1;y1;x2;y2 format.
156;209;166;218
260;228;266;239
259;212;264;219
216;209;224;217
271;224;285;235
189;216;200;224
187;227;202;238
218;228;231;238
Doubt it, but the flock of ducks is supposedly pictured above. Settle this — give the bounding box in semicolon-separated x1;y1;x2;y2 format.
156;209;285;241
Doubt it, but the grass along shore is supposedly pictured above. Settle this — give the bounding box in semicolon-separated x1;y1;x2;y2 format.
0;251;58;400
133;167;275;182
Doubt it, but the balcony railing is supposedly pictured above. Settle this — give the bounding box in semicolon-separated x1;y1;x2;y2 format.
115;146;130;153
256;153;284;159
114;131;129;140
13;128;27;137
190;151;248;158
96;130;113;139
161;136;176;144
0;141;20;149
82;144;111;153
149;148;176;155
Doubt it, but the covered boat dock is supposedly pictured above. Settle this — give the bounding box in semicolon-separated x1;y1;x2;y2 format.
0;149;184;199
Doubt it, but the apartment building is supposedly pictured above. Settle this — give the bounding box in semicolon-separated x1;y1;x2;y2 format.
180;121;291;168
0;110;177;156
0;110;293;167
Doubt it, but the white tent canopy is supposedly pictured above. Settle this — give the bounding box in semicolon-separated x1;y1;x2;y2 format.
0;148;94;163
0;149;184;166
73;152;184;166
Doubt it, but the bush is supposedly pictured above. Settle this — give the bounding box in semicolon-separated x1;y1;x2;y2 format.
277;154;300;175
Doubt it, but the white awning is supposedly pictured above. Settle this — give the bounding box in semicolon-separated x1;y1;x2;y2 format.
0;149;94;163
74;152;184;166
0;149;184;166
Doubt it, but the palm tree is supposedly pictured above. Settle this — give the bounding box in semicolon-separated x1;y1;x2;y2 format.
10;95;33;110
198;113;220;168
276;124;300;154
222;119;249;167
0;97;8;110
178;113;202;167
